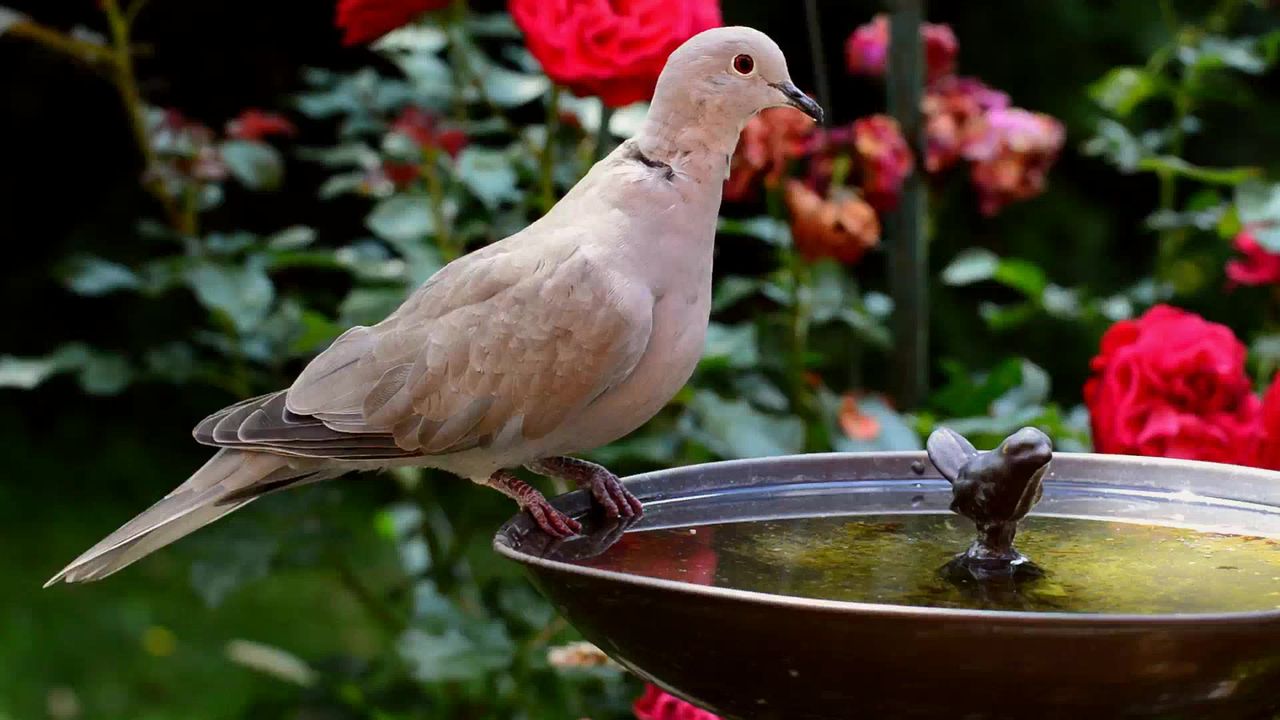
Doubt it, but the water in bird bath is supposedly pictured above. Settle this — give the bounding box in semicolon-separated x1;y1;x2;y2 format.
564;513;1280;614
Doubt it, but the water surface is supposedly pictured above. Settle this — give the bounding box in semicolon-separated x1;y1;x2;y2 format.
569;514;1280;614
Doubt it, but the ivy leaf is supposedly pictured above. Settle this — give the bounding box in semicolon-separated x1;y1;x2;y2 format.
61;255;140;296
1088;67;1161;116
220;140;284;190
455;147;518;209
367;194;435;243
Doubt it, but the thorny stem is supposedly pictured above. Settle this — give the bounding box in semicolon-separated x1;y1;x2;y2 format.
769;188;814;424
1153;0;1241;283
422;145;458;260
540;85;561;213
103;0;192;235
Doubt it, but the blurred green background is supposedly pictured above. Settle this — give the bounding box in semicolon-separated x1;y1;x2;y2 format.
3;0;1280;718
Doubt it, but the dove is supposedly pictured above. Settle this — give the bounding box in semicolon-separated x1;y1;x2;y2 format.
45;26;823;586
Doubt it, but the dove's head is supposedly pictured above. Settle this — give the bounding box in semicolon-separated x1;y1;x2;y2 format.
655;26;823;126
639;27;823;171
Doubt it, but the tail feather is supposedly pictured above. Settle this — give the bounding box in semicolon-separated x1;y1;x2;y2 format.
44;450;303;586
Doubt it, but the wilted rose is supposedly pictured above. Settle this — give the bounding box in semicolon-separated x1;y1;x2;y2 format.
784;180;880;265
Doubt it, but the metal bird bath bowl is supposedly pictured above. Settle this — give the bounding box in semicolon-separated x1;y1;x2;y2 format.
494;429;1280;720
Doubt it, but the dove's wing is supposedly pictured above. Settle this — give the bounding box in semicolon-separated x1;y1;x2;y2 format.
194;237;655;459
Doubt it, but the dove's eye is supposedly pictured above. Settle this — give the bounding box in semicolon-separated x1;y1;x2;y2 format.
732;54;755;75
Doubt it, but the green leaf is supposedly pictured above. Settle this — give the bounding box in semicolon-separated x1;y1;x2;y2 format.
941;248;998;286
78;353;132;395
184;257;275;333
220;140;284;191
717;216;791;246
990;359;1051;417
480;65;550;107
700;322;758;369
454;147;518;209
1088;67;1161;116
711;276;761;312
1136;156;1259;186
823;391;922;452
686;390;804;459
367;194;435;243
0;7;24;35
979;301;1038;331
1234;180;1280;250
1081;119;1146;172
62;255;140;296
267;226;316;250
993;258;1047;297
465;13;521;38
1181;35;1267;74
340;287;408;327
0;344;86;390
371;25;449;53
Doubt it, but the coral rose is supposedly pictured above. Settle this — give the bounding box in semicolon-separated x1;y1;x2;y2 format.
724;107;816;202
784;180;880;265
510;0;722;108
921;76;1009;173
335;0;450;46
1084;305;1263;466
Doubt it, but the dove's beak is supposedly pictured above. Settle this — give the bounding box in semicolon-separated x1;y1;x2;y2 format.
771;81;824;124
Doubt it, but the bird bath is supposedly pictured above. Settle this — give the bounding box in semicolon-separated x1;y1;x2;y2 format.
494;429;1280;719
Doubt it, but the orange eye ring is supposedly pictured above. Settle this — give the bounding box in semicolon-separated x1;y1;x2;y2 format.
732;54;755;75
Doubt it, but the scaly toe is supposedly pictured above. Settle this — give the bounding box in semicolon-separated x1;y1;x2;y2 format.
527;501;581;538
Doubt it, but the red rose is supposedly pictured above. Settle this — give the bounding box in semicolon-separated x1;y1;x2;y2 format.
1085;305;1263;466
225;110;296;142
852;115;914;212
381;107;468;187
1226;227;1280;287
634;684;722;720
335;0;450;46
1256;377;1280;470
509;0;722;108
845;14;958;84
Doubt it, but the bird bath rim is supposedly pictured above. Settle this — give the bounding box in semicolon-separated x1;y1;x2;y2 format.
493;450;1280;625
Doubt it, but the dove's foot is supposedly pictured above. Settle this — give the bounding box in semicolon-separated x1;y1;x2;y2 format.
526;456;644;519
484;469;582;538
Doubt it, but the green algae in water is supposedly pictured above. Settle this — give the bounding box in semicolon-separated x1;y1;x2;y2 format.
576;514;1280;614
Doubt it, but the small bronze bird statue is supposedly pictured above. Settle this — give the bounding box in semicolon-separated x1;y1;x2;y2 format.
927;426;1052;580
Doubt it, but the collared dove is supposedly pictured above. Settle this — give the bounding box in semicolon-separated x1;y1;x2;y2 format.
46;26;823;586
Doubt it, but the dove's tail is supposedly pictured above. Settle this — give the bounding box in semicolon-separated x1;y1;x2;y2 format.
44;449;318;586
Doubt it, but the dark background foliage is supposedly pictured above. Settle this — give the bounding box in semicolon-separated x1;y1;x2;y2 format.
3;1;1280;718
